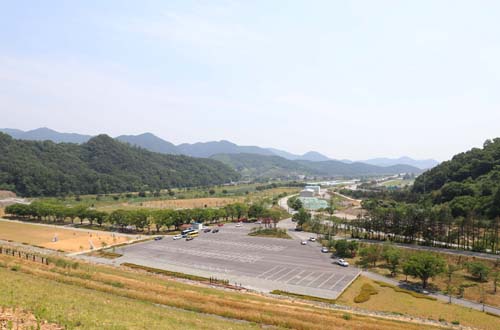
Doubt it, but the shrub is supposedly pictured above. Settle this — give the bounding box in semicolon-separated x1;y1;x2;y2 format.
354;283;378;303
10;265;20;272
270;290;336;304
342;313;352;320
374;281;437;301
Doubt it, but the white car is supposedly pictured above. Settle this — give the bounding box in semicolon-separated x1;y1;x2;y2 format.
236;223;242;227
301;241;307;245
309;237;316;242
321;247;329;253
173;234;182;240
336;259;349;267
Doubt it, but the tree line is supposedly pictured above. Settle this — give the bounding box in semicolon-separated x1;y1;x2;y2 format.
342;139;500;255
5;201;284;233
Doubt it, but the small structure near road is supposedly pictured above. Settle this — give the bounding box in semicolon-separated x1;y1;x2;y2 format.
300;189;315;198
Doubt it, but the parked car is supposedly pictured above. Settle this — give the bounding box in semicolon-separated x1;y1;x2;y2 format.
301;241;307;245
217;223;224;227
309;237;316;242
186;236;194;241
321;247;329;253
173;234;182;240
335;259;349;267
212;229;219;233
154;236;163;241
236;223;242;227
203;228;211;233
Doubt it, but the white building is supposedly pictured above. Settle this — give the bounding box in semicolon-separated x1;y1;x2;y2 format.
304;185;321;195
299;189;315;198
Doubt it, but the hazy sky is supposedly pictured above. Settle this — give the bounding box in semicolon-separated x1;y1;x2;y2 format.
1;1;499;161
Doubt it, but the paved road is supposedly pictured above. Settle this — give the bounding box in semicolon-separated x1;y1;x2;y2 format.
112;223;359;299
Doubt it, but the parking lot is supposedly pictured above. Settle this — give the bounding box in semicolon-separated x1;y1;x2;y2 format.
114;223;360;299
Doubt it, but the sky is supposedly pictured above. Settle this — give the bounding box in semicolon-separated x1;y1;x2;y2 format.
1;1;499;161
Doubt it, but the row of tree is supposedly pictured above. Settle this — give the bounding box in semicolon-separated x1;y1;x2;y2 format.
353;198;500;254
5;201;284;233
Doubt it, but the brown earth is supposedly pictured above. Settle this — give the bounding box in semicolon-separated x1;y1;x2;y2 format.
0;219;133;252
0;307;63;330
0;191;16;199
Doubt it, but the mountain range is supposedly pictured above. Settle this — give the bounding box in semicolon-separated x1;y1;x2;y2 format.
0;133;239;197
211;153;421;179
0;127;438;169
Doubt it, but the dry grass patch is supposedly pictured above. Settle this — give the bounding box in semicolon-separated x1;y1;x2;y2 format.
0;219;132;252
0;254;438;330
338;276;499;330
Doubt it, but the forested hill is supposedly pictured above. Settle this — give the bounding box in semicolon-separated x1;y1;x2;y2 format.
412;138;500;215
0;133;240;197
211;153;421;179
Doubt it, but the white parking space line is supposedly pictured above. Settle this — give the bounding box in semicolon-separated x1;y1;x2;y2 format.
295;271;316;286
317;273;337;289
265;267;291;280
285;270;305;284
330;274;346;290
307;272;331;288
274;267;299;282
257;265;281;279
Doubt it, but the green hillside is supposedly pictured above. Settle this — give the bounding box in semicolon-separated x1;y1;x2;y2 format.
0;133;239;197
413;138;500;217
212;153;421;179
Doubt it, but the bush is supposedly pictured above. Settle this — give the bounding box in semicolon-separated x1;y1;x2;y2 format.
270;290;336;304
354;283;378;303
374;281;437;300
342;314;352;320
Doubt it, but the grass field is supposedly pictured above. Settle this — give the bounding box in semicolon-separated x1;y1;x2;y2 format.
337;276;499;330
379;179;414;188
0;252;440;330
0;219;133;252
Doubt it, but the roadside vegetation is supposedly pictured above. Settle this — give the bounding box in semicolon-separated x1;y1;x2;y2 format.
249;227;291;239
4;197;290;235
329;240;500;308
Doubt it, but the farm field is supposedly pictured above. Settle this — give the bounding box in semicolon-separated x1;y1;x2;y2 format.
39;185;300;212
0;252;443;330
0;219;133;252
98;197;243;211
337;276;499;330
379;179;414;188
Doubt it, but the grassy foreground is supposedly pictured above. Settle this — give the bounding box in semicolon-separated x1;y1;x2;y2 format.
0;253;438;330
338;276;499;330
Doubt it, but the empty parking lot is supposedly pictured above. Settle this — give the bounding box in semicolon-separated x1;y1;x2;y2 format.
113;224;360;299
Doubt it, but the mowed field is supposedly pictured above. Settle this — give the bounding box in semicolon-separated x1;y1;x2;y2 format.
0;219;132;252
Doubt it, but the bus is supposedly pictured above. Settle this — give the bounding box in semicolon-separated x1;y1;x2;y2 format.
181;228;194;237
186;230;199;238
